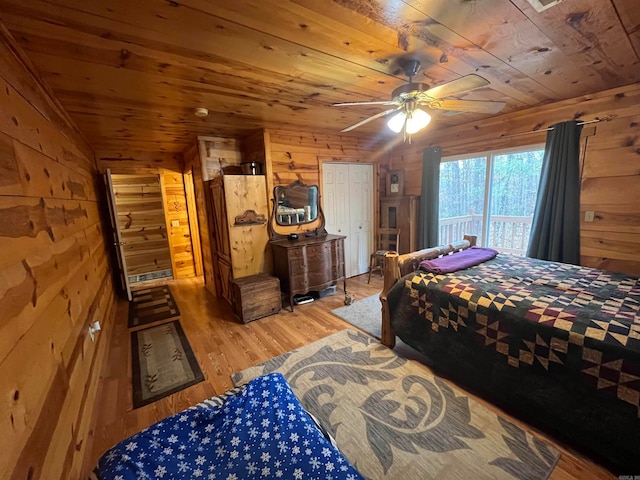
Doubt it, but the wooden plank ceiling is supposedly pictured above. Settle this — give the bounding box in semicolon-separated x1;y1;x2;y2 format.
1;0;639;153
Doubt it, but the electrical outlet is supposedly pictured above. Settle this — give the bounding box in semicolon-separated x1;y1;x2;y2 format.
584;211;595;222
171;220;180;227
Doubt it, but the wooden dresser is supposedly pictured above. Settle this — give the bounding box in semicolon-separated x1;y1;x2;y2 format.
271;234;346;310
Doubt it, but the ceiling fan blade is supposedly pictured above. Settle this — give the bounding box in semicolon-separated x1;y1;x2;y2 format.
333;100;398;107
422;74;490;99
340;107;401;132
428;99;506;114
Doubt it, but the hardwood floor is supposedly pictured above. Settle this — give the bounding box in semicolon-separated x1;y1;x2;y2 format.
85;274;615;479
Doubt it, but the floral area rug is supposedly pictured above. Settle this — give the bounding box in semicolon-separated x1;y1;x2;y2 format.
131;320;204;408
232;329;559;480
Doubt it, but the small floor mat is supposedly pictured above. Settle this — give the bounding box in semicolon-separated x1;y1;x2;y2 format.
131;320;204;408
128;285;180;328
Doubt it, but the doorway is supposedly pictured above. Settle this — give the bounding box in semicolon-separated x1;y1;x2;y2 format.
105;170;173;298
322;163;374;277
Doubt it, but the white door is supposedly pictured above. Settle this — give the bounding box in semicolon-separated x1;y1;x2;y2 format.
350;164;373;276
322;163;374;278
322;163;349;237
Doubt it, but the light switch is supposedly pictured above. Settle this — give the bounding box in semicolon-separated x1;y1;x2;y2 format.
584;211;595;222
171;220;180;227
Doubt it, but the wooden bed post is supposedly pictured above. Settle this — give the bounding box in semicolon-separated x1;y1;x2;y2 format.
464;234;477;247
380;252;400;348
379;235;477;349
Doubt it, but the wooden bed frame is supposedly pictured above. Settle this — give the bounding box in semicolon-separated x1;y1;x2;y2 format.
380;234;477;348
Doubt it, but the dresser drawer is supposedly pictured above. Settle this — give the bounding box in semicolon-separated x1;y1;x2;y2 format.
288;242;331;257
290;250;332;274
269;235;346;310
290;258;306;275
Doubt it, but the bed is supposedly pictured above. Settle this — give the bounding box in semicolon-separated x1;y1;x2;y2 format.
379;236;640;472
92;373;363;480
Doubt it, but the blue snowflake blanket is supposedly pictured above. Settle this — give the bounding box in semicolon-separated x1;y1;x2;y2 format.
98;373;363;479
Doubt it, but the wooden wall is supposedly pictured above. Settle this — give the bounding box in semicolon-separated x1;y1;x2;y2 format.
97;153;197;280
387;82;640;275
198;136;243;180
0;25;115;479
265;128;386;234
182;137;244;296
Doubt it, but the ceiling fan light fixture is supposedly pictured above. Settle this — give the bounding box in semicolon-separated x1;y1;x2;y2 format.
405;108;431;134
387;111;406;133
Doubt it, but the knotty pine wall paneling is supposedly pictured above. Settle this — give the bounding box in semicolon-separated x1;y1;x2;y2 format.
97;153;197;281
0;24;115;479
182;137;244;297
184;130;387;293
388;82;640;275
264;128;386;238
198;136;243;180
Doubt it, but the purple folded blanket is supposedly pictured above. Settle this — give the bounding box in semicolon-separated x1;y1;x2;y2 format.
419;246;498;274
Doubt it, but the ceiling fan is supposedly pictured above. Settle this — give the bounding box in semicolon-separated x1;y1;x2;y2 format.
333;60;506;137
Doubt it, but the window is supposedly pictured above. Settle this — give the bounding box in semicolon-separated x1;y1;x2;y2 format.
439;146;544;255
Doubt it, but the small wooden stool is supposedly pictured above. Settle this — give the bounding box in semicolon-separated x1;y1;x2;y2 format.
231;274;281;323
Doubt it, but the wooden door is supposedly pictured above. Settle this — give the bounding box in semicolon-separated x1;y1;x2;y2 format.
110;173;173;284
209;179;231;261
104;169;132;300
223;175;269;278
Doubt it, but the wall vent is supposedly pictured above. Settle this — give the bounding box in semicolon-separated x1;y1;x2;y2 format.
128;269;173;284
525;0;563;12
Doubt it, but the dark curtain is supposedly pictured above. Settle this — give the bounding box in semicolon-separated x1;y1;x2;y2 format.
419;146;441;248
527;120;583;264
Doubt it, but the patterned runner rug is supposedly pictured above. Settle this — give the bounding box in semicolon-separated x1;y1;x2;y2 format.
232;329;560;480
128;285;181;328
131;320;204;408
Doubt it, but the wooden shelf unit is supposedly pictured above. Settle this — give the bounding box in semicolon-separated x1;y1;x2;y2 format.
379;196;420;254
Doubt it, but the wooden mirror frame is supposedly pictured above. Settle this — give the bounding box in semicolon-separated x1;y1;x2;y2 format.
268;180;327;241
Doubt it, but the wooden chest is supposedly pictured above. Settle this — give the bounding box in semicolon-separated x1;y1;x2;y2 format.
231;274;281;323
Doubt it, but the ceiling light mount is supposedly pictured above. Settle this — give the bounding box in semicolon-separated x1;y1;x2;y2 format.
194;107;209;118
401;59;421;81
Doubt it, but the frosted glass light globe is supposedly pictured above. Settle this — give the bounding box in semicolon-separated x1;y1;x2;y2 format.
386;112;406;133
405;109;431;134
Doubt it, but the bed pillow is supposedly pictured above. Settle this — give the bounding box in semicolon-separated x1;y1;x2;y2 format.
96;373;363;480
420;246;498;274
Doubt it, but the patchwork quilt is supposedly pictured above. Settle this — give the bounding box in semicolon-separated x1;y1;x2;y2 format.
387;254;640;470
98;373;363;480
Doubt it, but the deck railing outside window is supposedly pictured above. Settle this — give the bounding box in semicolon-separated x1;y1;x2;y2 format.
439;214;533;256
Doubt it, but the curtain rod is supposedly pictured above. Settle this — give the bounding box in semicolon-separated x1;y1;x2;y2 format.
498;115;617;139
